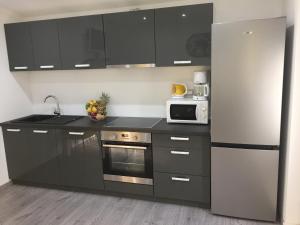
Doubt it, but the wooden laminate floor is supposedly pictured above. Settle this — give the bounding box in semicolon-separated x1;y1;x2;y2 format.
0;184;278;225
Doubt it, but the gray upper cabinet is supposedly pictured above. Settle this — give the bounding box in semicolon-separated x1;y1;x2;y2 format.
103;10;155;66
4;22;34;71
155;4;213;66
58;15;106;69
30;20;62;70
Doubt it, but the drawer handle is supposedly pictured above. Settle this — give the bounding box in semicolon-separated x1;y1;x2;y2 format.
170;150;190;155
40;65;54;69
33;130;48;134
75;64;90;68
170;137;189;141
171;177;190;182
69;132;84;136
173;60;192;65
6;129;21;132
103;144;147;150
14;66;28;70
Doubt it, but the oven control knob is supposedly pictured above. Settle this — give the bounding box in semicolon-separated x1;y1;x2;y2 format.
110;134;117;140
133;136;138;141
202;107;207;112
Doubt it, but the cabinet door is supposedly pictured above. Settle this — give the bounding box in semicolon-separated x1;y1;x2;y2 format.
4;23;34;71
59;130;104;190
27;128;59;185
30;20;61;70
58;15;105;69
2;127;31;180
104;10;155;66
155;4;213;66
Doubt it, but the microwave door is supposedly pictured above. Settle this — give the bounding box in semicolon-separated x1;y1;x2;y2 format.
170;104;197;121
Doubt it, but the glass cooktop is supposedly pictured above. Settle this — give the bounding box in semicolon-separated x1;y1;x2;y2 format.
104;117;162;129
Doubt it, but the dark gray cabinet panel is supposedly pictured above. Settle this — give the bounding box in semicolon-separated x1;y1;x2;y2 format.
58;15;105;69
155;4;213;66
152;133;210;149
2;127;59;185
154;172;210;203
30;20;61;70
104;10;155;65
27;128;60;185
58;130;104;190
153;147;210;176
4;22;34;71
104;181;153;196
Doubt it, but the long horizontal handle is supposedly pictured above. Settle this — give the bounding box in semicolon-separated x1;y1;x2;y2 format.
170;150;190;155
14;66;28;70
74;64;90;68
33;130;48;134
6;129;21;132
68;132;85;136
173;60;192;65
102;144;147;150
170;136;190;141
40;65;54;69
171;177;190;182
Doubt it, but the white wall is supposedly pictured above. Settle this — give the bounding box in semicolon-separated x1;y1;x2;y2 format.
0;9;32;186
21;0;285;117
282;0;300;224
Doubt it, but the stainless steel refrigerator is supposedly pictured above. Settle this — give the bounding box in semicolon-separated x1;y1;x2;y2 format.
211;17;286;221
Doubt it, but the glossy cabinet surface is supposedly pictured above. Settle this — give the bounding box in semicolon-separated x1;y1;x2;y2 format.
155;4;213;66
3;127;59;184
4;22;34;71
58;15;106;69
58;130;104;190
30;20;61;70
104;10;155;66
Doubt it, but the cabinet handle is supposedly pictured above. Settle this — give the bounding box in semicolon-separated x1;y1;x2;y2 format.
171;177;190;182
69;132;84;136
33;130;48;134
40;65;54;69
74;64;90;68
173;60;192;65
170;150;190;155
14;66;28;70
170;136;190;141
6;129;21;132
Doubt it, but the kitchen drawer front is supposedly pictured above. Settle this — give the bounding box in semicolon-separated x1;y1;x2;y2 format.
152;133;210;149
153;147;210;176
154;172;210;203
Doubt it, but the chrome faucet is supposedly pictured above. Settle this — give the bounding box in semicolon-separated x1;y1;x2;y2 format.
43;95;61;116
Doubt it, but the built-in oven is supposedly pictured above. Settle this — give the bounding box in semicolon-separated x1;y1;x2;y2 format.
101;131;153;185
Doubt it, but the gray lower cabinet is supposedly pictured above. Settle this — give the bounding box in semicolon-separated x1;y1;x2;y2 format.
154;172;210;203
153;147;210;176
2;127;59;184
57;130;104;190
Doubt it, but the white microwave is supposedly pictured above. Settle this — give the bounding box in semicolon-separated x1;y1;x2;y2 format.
166;98;209;124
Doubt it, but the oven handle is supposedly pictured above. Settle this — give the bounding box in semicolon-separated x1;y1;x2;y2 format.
102;144;147;150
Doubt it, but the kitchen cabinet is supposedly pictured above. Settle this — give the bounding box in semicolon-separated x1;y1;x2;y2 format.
155;4;213;66
2;127;59;184
58;15;106;69
4;22;34;71
103;10;155;66
30;20;61;70
58;130;104;190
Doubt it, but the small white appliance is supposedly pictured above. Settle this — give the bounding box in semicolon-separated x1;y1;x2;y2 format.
193;71;210;100
166;98;208;124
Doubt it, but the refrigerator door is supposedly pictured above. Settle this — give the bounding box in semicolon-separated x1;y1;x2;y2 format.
211;147;279;221
211;18;286;145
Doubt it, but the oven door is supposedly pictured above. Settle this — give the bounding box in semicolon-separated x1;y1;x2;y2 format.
102;142;153;185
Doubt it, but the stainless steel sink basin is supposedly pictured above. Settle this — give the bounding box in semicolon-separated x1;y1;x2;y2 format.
12;115;84;125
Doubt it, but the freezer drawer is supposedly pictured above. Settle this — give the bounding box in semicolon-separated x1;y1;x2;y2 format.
211;147;279;221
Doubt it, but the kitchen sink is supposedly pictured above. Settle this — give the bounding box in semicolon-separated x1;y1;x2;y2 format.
12;115;84;125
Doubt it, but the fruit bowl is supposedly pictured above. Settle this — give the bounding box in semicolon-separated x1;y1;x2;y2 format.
86;93;110;121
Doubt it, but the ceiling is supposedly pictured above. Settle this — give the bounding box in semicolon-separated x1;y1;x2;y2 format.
0;0;207;18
